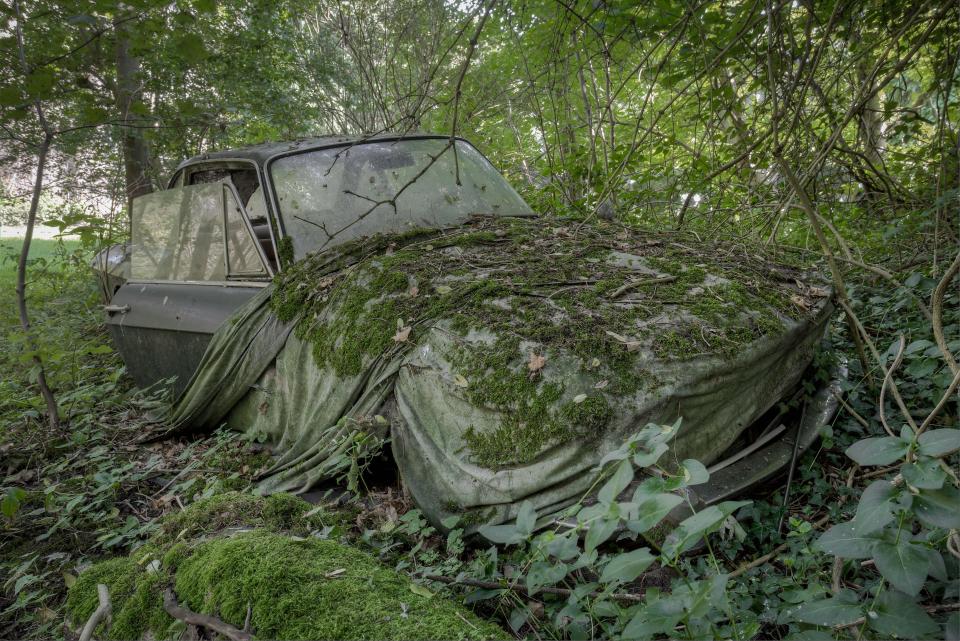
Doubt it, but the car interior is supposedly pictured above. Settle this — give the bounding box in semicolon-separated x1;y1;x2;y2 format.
186;166;278;272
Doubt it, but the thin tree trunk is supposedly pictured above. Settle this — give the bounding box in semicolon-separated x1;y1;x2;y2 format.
114;13;153;218
13;0;60;430
16;133;60;430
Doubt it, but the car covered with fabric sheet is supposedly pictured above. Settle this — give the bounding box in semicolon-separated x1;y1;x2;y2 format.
95;134;840;533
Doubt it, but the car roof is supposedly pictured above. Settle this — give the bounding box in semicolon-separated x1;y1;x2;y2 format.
175;133;451;170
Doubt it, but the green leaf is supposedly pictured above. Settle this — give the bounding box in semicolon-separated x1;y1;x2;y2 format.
627;493;683;534
662;500;748;559
0;86;22;106
584;513;619;553
814;522;880;559
790;593;862;627
914;486;960;529
632;442;668;467
872;538;929;596
867;590;940;639
621;595;685;638
851;480;896;535
515;500;537;536
680;459;708;485
409;583;433;598
478;522;524;545
176;33;208;63
439;515;460;529
598;459;633;504
599;548;654;583
846;436;908;466
1;488;27;520
25;70;54;98
902;459;946;489
917;429;960;457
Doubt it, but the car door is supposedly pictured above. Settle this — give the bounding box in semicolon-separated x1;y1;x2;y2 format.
105;180;273;397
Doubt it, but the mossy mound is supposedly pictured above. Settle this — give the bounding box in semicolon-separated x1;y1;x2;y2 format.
271;216;828;467
66;492;505;640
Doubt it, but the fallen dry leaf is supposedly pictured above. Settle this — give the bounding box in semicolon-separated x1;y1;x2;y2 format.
528;352;546;373
393;326;412;342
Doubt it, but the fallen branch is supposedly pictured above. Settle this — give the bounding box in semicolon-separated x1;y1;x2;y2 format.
423;573;644;603
162;588;252;641
78;584;111;641
608;275;677;299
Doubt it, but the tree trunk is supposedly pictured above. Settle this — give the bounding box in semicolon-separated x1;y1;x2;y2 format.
16;134;61;430
114;14;153;218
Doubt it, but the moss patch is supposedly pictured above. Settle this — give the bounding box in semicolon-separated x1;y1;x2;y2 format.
66;492;506;640
175;530;506;640
271;217;827;467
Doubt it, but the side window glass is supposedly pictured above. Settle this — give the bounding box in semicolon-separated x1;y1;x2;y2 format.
224;186;268;277
131;184;227;281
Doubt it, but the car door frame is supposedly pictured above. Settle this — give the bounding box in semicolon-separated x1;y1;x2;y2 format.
106;173;275;397
169;157;283;274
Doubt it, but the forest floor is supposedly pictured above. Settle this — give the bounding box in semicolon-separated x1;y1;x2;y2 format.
0;239;955;640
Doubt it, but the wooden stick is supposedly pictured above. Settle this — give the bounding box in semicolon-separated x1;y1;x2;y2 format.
163;589;252;641
78;584;111;641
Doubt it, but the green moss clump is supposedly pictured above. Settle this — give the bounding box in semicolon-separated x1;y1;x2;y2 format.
152;491;335;549
174;530;507;640
66;492;506;641
269;217;825;467
277;235;294;268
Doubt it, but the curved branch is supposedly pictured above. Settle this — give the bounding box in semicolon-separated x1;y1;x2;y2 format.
78;584;111;641
163;588;252;641
931;250;960;376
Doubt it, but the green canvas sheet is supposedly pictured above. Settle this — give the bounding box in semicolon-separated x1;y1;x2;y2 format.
166;217;834;531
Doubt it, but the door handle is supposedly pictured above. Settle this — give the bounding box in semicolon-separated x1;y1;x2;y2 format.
104;304;131;315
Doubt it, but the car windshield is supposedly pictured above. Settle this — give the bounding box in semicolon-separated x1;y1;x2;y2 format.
269;138;533;257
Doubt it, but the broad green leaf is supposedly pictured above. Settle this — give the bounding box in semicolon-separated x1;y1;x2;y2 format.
584;515;618;553
872;538;929;596
851;480;896;535
515;500;537;536
546;531;579;560
1;488;26;520
902;459;946;489
599;547;654;583
868;590;940;638
176;33;208;63
627;493;683;534
0;86;22;106
814;522;880;559
662;501;748;559
917;429;960;457
598;459;633;504
790;594;862;627
914;486;960;529
632;442;668;467
409;583;433;598
846;437;908;466
478;523;524;545
680;459;708;485
621;595;685;638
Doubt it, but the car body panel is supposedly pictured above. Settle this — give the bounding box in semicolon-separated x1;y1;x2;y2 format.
106;281;264;396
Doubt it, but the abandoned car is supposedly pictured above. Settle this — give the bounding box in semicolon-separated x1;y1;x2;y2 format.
94;134;841;532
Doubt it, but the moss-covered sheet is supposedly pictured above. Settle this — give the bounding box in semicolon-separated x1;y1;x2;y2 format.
66;492;507;640
167;216;833;532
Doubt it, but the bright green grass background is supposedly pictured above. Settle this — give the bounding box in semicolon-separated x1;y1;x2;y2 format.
0;238;82;289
